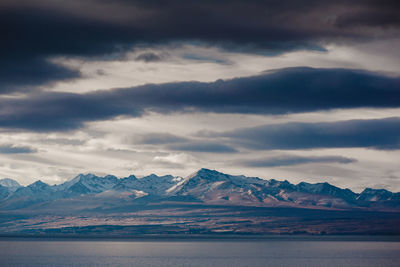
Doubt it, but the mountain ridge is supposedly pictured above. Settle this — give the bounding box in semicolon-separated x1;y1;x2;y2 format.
1;168;399;211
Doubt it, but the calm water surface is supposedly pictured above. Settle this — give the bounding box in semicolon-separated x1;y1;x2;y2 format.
0;238;399;266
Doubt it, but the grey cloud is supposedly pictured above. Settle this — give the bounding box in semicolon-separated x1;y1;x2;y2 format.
137;133;189;145
168;142;237;153
213;117;400;150
41;138;86;146
0;67;399;132
0;92;143;131
182;54;233;65
240;156;357;167
0;145;37;154
96;69;107;76
135;52;164;63
135;133;236;153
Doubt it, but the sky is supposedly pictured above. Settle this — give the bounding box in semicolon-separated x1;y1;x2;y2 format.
1;0;400;192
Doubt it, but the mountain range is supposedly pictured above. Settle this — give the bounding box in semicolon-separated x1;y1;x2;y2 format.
1;169;399;236
1;168;399;210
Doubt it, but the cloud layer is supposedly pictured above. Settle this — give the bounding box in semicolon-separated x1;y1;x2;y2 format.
0;67;399;131
0;58;80;94
1;0;400;92
0;145;37;154
239;156;357;167
3;0;399;59
213;117;400;150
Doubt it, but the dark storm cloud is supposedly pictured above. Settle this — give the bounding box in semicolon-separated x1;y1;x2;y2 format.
0;145;37;154
168;142;237;153
1;0;399;93
239;156;357;167
0;92;143;131
0;58;80;94
3;0;399;59
0;67;399;131
334;0;400;28
212;117;400;150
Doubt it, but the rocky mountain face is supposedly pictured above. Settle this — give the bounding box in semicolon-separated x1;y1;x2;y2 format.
0;169;399;211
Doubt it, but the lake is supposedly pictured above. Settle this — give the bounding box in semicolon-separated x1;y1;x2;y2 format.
1;237;399;266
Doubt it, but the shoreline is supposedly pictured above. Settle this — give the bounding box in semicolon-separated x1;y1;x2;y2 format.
1;234;400;242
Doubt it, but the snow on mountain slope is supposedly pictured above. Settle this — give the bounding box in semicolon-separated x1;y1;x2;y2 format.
55;174;119;195
357;188;400;202
167;169;397;209
292;181;359;207
168;168;297;205
1;180;62;209
54;173;183;196
0;178;21;192
115;174;183;195
1;168;399;211
95;188;148;200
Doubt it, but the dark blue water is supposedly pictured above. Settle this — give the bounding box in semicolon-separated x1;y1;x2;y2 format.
1;238;399;266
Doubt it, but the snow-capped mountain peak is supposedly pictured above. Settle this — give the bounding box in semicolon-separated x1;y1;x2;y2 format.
0;178;21;192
